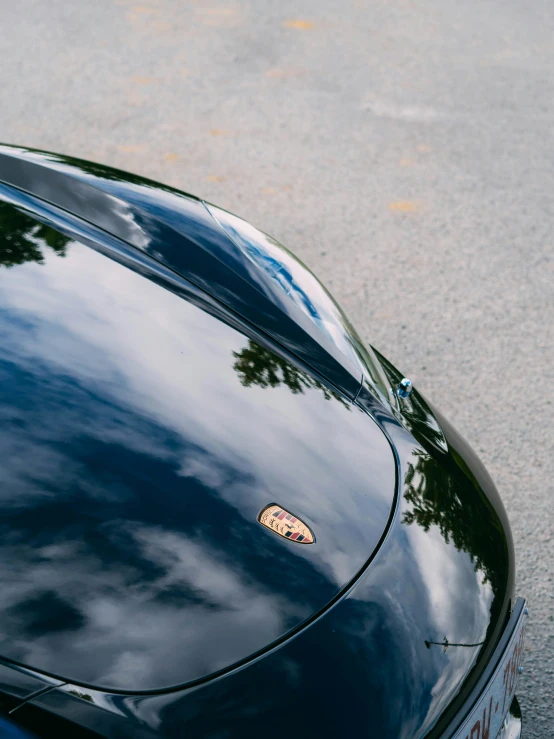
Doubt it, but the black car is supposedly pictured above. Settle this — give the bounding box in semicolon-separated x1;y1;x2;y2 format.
0;145;526;739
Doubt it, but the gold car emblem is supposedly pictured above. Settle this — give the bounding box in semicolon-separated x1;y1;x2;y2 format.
258;504;315;544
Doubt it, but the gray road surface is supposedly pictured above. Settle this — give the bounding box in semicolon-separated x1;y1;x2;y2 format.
1;0;553;735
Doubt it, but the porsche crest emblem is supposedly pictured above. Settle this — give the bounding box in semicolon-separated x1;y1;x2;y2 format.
258;504;315;544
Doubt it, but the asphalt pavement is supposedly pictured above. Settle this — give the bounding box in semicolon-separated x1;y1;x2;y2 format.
1;0;553;735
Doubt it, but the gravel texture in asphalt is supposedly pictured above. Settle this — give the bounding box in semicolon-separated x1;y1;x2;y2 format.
1;0;553;735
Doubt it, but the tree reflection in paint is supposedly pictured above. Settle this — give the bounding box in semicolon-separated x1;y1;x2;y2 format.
0;201;69;268
402;448;506;594
233;340;350;408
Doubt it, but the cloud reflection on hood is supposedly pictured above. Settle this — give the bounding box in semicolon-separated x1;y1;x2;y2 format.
0;208;396;689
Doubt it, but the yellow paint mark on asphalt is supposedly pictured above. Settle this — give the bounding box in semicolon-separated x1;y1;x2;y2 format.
209;129;228;136
283;19;314;30
207;175;226;182
261;187;277;194
388;201;419;212
417;144;432;152
118;145;145;154
399;159;415;166
164;153;179;163
152;20;171;31
131;76;154;85
197;8;239;26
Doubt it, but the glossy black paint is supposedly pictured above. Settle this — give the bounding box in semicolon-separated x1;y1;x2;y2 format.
0;660;61;715
0;146;518;738
9;410;515;739
0;195;396;691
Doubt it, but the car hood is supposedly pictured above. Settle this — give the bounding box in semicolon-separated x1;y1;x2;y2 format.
98;388;515;739
0;195;397;691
